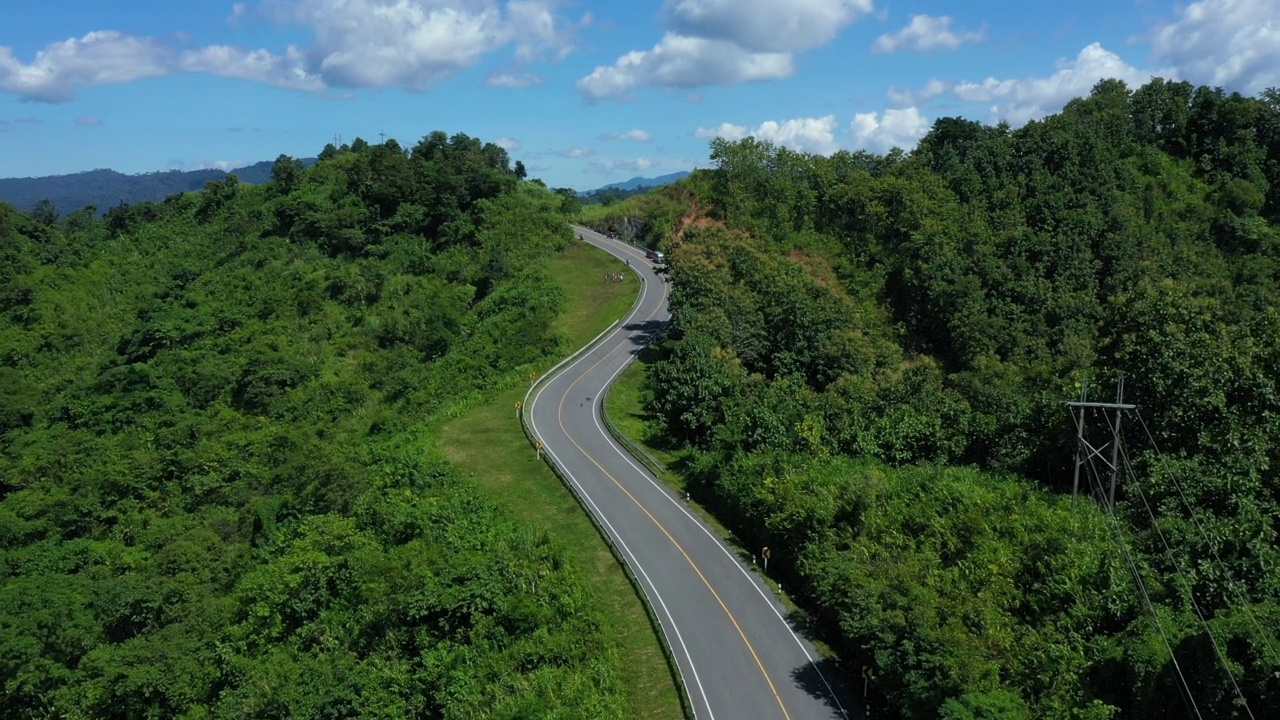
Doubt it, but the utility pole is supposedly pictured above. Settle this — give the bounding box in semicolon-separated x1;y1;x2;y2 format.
379;131;385;144
1066;377;1135;510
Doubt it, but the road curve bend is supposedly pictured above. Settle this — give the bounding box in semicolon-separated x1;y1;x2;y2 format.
526;226;850;720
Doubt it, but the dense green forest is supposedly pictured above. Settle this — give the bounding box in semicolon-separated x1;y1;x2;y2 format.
591;78;1280;718
0;134;627;717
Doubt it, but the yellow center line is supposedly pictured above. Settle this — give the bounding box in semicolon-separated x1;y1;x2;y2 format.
552;255;793;720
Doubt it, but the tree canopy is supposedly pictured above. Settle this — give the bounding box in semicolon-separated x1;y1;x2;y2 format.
0;133;625;718
600;78;1280;718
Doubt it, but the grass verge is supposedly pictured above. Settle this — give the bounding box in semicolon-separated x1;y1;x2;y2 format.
439;240;683;719
549;239;639;346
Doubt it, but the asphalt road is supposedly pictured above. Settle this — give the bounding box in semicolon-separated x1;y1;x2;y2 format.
526;226;852;720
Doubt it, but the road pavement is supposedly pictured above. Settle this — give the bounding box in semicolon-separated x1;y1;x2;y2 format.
525;226;852;720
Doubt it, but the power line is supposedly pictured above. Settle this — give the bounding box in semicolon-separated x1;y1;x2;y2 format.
1066;378;1134;508
1116;435;1256;719
1131;409;1280;672
1074;415;1202;719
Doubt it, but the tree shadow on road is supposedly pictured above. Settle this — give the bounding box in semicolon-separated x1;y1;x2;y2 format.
621;318;666;352
792;657;863;719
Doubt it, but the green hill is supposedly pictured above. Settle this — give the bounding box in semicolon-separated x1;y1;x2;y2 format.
597;78;1280;719
0;134;626;718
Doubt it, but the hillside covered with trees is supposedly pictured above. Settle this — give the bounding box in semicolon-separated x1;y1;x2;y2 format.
0;134;627;717
592;79;1280;718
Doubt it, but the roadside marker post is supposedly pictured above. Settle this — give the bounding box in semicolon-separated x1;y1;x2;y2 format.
762;546;771;572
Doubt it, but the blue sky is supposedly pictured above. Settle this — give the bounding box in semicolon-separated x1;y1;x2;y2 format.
1;0;1276;190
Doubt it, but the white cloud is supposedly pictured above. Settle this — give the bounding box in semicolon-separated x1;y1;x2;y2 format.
73;116;103;126
665;0;875;53
599;128;653;142
486;71;543;87
579;0;872;100
493;136;521;150
694;122;748;141
577;33;792;100
952;42;1169;125
180;44;324;91
563;147;594;158
587;157;658;174
0;31;173;102
264;0;572;91
849;107;930;152
696;115;839;154
871;14;984;53
887;77;950;107
0;1;581;101
1148;0;1280;94
173;159;247;172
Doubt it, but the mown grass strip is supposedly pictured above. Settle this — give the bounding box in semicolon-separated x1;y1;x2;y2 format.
600;344;685;487
440;241;683;719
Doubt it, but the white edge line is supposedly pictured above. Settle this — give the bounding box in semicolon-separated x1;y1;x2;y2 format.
538;438;714;720
527;241;713;720
523;318;618;416
585;239;851;718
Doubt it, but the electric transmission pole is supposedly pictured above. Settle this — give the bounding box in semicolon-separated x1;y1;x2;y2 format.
1066;377;1135;509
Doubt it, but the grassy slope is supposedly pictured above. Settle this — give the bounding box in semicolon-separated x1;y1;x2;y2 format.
439;241;682;719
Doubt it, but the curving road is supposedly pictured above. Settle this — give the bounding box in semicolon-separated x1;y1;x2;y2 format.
526;226;851;719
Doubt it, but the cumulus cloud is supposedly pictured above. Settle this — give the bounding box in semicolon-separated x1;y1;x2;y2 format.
201;160;246;171
871;15;984;53
1148;0;1280;94
887;77;950;107
665;0;874;53
0;31;173;102
263;0;574;90
493;136;521;150
562;147;594;158
849;107;930;152
577;33;792;100
599;128;652;142
486;71;543;87
180;44;324;91
695;115;840;154
587;157;658;174
0;1;581;101
579;0;873;100
952;42;1169;125
694;122;748;141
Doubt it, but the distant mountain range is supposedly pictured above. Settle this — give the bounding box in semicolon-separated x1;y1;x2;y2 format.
0;159;316;215
1;162;684;216
578;171;690;196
